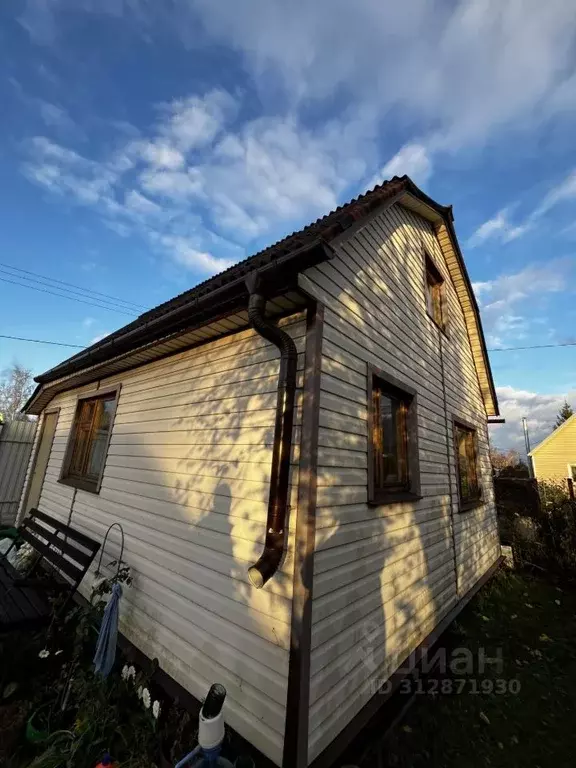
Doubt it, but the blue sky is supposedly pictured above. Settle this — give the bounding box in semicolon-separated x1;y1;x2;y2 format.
1;0;576;451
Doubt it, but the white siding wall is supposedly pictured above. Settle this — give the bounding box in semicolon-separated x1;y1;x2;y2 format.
34;314;306;766
300;202;500;762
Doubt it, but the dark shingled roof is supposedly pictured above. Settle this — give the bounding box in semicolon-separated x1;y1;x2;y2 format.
31;173;502;419
38;175;418;382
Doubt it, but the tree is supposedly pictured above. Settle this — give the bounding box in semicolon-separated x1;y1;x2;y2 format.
490;447;529;478
0;363;35;422
554;400;574;429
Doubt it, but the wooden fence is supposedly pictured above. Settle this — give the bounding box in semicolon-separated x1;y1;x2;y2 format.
0;419;37;526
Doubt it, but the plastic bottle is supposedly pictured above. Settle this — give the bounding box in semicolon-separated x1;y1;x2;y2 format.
176;685;234;768
94;754;114;768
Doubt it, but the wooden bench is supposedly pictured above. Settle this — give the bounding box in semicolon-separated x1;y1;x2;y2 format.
0;509;100;631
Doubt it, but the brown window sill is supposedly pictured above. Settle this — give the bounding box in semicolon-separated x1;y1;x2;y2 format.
58;476;99;494
459;497;484;513
368;491;423;507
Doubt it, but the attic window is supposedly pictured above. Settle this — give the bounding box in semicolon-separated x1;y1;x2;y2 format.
60;386;120;494
425;253;446;330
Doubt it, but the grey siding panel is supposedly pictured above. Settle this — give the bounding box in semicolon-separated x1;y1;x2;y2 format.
0;420;37;525
33;314;306;766
301;202;499;762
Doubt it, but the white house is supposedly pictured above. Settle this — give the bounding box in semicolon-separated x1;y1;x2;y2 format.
19;175;502;768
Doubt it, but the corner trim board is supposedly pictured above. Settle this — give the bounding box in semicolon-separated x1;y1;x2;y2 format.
283;301;324;768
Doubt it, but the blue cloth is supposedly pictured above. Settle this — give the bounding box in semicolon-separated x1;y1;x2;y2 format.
93;582;122;677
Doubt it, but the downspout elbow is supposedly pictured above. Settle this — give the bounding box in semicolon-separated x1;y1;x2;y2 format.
246;275;298;589
248;538;284;589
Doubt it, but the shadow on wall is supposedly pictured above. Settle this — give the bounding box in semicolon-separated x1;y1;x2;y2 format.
296;201;495;752
67;318;302;760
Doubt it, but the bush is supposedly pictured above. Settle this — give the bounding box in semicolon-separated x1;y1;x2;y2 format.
495;477;576;574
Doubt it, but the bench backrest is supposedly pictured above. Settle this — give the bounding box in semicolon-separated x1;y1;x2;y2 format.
20;509;100;590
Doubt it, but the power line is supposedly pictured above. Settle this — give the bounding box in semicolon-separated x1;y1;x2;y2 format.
0;261;148;311
488;341;576;352
0;268;141;315
3;332;575;355
0;275;137;316
0;335;85;348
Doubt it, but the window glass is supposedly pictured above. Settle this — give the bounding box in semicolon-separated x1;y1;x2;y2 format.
62;391;117;492
455;423;480;505
371;378;416;501
425;255;445;329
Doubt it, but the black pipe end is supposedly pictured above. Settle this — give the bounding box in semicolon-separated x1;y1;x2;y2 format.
202;683;227;719
248;545;283;589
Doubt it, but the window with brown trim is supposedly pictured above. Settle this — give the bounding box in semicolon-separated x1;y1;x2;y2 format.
60;388;119;493
425;254;446;330
454;421;481;508
368;369;421;504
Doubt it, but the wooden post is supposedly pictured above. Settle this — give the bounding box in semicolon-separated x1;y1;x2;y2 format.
568;477;575;501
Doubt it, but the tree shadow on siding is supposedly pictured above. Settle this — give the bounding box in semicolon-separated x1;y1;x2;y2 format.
304;201;496;756
98;317;304;763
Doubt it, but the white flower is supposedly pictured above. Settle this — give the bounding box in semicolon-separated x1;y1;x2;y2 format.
137;686;143;699
38;649;50;659
92;574;106;591
152;700;161;719
142;688;151;709
121;665;130;681
127;665;136;680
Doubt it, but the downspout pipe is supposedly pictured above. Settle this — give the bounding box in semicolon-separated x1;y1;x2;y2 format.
245;273;298;589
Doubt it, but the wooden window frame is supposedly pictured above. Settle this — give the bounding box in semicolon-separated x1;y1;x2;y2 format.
367;365;421;505
423;251;448;334
59;384;121;494
452;416;483;512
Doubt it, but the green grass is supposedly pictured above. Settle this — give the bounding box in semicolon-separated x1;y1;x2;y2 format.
366;569;576;768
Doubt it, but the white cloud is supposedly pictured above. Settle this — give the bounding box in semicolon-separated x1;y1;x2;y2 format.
468;208;531;248
203;115;358;239
124;189;161;216
23;89;377;270
188;0;576;152
82;317;95;328
89;331;111;345
161;235;235;274
23;136;117;206
23;131;231;276
469;167;576;247
533;170;576;217
18;0;576;186
139;168;204;200
475;259;571;347
134;141;185;170
158;90;235;152
369;143;432;188
491;385;576;453
38;101;75;131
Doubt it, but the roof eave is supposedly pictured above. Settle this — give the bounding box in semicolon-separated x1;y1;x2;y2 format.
34;239;334;387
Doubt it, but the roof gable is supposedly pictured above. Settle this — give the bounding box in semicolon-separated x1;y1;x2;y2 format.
529;414;576;456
